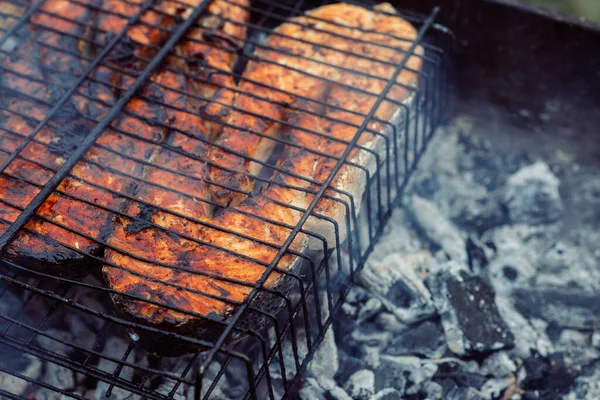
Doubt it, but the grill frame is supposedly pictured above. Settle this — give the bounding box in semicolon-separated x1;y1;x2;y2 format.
0;0;453;398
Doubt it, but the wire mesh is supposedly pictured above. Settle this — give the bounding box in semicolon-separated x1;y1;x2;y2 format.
0;0;453;398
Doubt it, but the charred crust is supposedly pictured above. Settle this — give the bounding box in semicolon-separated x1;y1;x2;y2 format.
124;204;158;235
4;233;101;279
108;265;300;357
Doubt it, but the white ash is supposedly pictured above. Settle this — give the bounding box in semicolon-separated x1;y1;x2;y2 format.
504;161;563;225
35;362;76;400
94;336;146;400
306;122;600;400
0;354;42;396
369;388;403;400
2;113;599;400
343;369;375;400
359;252;437;324
407;195;467;264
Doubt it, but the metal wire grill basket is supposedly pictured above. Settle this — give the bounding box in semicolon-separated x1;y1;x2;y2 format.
0;0;452;398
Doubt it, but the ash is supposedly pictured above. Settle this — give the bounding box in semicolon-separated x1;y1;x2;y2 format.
2;115;599;400
298;119;600;400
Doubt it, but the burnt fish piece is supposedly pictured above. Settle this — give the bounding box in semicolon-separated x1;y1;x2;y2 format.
0;0;185;277
102;2;421;356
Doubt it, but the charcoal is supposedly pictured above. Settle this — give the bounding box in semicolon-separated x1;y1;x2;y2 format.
384;320;446;358
466;236;493;272
94;336;146;400
309;323;339;383
36;329;76;357
422;381;444;400
486;249;536;294
576;175;600;222
36;362;76;400
428;269;514;355
563;362;600;400
481;377;513;399
356;298;383;323
321;378;353;400
362;345;382;370
343;369;375;400
480;352;517;378
592;331;600;348
199;361;235;400
445;386;482;400
504;161;563;225
372;357;407;393
408;195;467;264
375;313;408;334
451;192;507;234
309;293;339;386
359;252;437;324
556;329;591;348
435;361;488;391
367;208;423;263
0;353;42;396
521;352;579;398
495;296;553;358
368;388;403;400
350;327;392;350
299;378;326;400
335;350;369;385
156;379;189;400
536;241;600;290
512;287;600;330
374;355;437;394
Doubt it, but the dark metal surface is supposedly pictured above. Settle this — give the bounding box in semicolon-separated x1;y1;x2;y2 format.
0;0;451;398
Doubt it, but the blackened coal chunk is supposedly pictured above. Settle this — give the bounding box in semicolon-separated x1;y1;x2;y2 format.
452;193;507;234
385;320;446;358
428;269;514;355
374;356;437;395
504;161;563;225
513;287;600;330
343;370;374;400
335;350;369;385
359;253;437;324
521;352;579;399
466;236;495;271
373;358;407;394
435;361;488;391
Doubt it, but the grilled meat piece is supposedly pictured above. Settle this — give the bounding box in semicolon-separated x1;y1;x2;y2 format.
0;0;192;276
102;2;421;355
208;2;422;248
102;0;251;355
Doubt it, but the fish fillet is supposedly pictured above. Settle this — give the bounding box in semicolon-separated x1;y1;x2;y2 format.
101;2;422;355
0;0;199;276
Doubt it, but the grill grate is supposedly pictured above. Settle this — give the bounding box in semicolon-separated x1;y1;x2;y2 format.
0;0;452;399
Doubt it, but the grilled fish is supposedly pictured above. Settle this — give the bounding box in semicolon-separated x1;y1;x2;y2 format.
102;0;250;355
0;0;197;276
101;2;421;355
208;2;423;248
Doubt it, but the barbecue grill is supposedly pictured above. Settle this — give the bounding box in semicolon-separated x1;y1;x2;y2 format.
0;0;452;398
